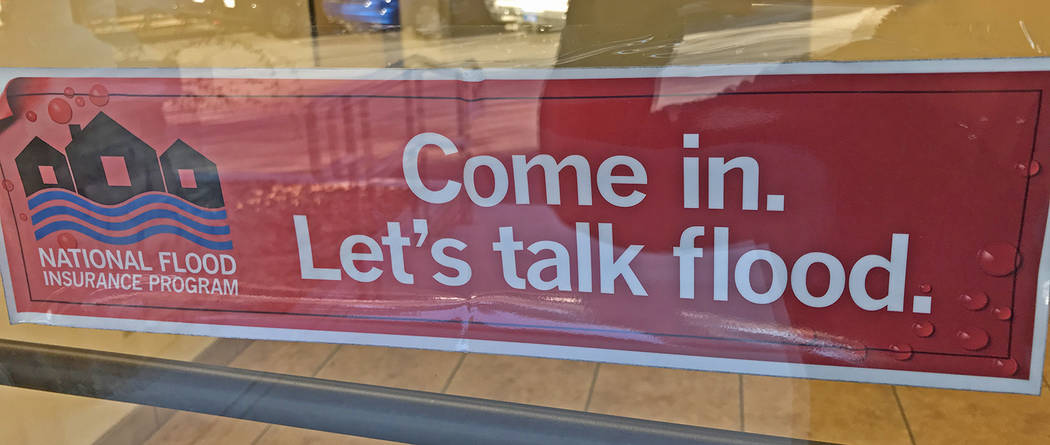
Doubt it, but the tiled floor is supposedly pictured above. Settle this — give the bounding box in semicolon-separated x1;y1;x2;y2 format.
445;354;596;410
4;310;1048;444
118;338;1050;445
742;377;911;445
588;364;740;429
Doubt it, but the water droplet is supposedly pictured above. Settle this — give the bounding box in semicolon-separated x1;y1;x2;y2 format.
959;291;989;311
992;306;1013;320
1017;117;1027;124
1016;161;1041;177
919;283;932;293
2;180;14;191
57;233;78;249
74;96;85;107
956;327;990;350
63;87;75;98
993;358;1019;376
88;84;109;106
968;134;978;140
889;344;913;361
912;321;935;337
47;98;72;124
18;213;27;221
24;111;37;122
977;243;1021;276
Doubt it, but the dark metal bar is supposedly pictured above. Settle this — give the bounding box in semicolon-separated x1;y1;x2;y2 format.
0;339;829;445
306;0;322;67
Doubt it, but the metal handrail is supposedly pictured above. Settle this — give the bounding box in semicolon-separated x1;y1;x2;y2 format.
0;339;829;444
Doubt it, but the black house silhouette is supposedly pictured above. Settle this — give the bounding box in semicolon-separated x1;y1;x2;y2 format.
66;113;166;205
16;137;76;196
161;139;225;208
15;112;225;208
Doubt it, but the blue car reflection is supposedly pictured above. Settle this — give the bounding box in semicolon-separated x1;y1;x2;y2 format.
322;0;400;28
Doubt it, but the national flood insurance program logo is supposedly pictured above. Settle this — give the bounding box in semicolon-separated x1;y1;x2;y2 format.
15;112;232;251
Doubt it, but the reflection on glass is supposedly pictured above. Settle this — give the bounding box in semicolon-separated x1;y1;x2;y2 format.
24;1;1044;70
1;0;962;69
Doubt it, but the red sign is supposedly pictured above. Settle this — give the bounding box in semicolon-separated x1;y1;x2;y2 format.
1;65;1047;393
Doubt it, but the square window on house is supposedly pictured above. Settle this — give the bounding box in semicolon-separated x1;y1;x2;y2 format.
38;165;58;185
178;169;198;189
100;156;132;187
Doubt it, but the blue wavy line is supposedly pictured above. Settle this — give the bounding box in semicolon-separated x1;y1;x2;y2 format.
35;221;233;251
28;189;227;220
32;206;229;235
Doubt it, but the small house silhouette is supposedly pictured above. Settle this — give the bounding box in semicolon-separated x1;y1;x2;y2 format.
161;139;225;209
16;137;76;196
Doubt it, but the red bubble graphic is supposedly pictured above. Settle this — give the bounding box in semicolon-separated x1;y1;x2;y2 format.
912;321;935;338
57;233;78;249
48;98;73;124
956;327;990;351
89;84;110;106
889;344;913;361
977;243;1020;277
993;358;1018;376
1016;161;1041;177
958;291;988;311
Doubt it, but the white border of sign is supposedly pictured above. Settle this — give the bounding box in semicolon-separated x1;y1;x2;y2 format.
1;59;1048;395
